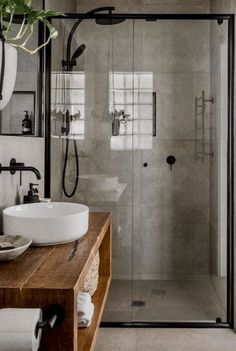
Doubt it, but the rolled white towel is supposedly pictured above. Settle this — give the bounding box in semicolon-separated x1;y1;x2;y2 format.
78;302;94;328
77;292;91;311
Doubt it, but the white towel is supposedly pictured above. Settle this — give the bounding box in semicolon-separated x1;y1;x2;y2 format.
77;292;94;328
78;302;94;328
77;292;91;309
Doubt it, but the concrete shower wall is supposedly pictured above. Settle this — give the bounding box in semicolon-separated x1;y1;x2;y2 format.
41;0;210;12
76;0;210;14
49;0;212;282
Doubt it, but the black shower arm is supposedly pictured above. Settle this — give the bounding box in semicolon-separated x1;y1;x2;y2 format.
66;7;115;62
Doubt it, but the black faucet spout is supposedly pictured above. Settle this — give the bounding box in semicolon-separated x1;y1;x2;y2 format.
0;158;42;180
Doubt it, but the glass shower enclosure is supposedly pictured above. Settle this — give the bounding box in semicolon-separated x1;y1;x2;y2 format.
47;13;234;327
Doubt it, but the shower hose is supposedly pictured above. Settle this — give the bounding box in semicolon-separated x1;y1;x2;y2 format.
62;138;79;197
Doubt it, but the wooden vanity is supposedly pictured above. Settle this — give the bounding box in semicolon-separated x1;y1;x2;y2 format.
0;212;112;351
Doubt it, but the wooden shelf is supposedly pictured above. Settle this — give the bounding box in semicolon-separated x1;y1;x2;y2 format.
0;212;112;351
78;276;111;351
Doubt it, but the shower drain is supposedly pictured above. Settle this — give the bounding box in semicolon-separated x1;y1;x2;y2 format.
131;300;146;307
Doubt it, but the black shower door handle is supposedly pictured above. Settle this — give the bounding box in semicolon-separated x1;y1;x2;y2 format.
152;92;157;137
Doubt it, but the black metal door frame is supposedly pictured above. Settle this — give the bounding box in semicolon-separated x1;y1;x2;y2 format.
44;13;234;329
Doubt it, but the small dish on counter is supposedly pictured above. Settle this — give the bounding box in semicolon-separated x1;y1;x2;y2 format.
0;235;32;261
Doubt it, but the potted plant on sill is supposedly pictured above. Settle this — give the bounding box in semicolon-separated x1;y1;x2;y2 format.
0;0;63;110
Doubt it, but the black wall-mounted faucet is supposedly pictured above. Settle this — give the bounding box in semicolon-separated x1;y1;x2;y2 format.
0;158;41;180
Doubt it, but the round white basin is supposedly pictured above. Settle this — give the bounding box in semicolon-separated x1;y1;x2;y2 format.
3;202;89;246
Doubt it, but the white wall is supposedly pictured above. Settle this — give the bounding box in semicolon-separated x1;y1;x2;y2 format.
0;136;44;230
0;0;45;231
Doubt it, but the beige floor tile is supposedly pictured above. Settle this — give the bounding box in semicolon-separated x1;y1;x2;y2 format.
136;329;236;351
94;328;138;351
94;328;236;351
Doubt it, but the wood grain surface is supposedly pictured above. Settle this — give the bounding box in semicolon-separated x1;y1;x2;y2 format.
0;212;112;351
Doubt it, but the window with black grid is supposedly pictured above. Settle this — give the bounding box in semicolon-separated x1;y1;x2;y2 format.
109;72;153;149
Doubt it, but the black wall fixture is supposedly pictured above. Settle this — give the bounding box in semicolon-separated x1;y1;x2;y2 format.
166;155;176;170
44;13;235;330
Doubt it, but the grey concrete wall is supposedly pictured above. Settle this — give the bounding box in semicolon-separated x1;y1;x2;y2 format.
76;0;210;14
46;0;210;13
50;9;211;281
45;0;76;12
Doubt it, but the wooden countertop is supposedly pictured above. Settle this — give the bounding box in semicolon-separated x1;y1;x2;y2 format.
0;212;111;290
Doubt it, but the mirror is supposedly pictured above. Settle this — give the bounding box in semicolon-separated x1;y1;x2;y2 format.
0;22;43;137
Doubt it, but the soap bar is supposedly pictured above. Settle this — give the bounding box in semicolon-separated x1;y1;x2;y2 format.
0;241;15;250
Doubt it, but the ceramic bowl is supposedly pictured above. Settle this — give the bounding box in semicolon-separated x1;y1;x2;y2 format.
3;202;89;246
0;235;32;261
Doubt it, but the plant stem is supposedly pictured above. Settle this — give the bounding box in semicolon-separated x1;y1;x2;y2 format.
0;9;2;31
7;23;29;41
10;33;51;55
5;12;14;38
30;34;51;54
21;24;34;47
14;16;26;40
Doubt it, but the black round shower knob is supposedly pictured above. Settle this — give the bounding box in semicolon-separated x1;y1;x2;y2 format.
143;162;148;167
166;155;176;166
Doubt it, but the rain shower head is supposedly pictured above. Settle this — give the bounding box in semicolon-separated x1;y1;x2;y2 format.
63;7;124;71
95;18;125;25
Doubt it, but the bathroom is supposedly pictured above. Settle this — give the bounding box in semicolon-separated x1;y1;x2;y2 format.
0;0;235;350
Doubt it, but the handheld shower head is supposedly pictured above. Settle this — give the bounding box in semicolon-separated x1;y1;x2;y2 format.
71;44;86;62
62;44;86;71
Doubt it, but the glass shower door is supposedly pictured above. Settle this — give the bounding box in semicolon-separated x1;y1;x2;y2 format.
49;15;231;325
132;18;228;322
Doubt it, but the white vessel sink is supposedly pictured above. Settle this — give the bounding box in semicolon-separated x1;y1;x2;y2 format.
3;202;89;246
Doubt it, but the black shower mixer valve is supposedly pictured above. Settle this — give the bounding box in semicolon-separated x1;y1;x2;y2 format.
166;155;176;170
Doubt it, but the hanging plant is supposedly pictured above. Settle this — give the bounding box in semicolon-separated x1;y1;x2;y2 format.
0;0;63;110
0;0;63;53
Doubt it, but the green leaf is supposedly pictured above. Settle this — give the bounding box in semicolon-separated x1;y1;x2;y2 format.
41;18;58;39
1;24;8;31
1;0;64;52
24;0;32;6
3;0;32;15
37;9;65;17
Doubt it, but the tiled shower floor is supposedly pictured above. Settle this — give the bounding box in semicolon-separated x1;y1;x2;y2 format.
102;279;226;322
